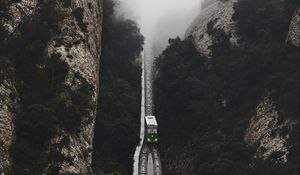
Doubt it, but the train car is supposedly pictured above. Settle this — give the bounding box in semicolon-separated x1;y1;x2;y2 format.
145;115;158;144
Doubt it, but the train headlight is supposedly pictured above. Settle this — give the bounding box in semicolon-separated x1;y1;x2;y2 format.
154;138;158;142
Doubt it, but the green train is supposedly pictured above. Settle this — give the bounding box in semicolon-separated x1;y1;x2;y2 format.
145;115;158;144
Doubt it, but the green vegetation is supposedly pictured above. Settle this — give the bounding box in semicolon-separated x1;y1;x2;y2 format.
154;0;299;175
3;1;67;174
72;8;88;32
0;0;19;82
0;55;15;82
92;0;144;174
1;0;143;174
63;0;71;8
232;0;298;42
0;0;95;174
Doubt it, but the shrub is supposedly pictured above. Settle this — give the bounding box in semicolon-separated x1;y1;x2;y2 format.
72;8;88;32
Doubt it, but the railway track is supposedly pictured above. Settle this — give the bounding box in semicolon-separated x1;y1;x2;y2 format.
134;50;162;175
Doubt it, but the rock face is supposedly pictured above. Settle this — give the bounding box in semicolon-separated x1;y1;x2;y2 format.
2;0;38;33
185;0;238;57
244;6;299;164
244;96;297;163
1;0;102;174
287;7;300;46
0;0;37;173
0;79;18;173
185;0;299;167
42;0;102;174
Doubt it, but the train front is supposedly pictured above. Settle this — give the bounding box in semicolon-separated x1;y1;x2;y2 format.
145;116;158;144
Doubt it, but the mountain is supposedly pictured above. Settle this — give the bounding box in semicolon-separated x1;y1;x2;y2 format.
185;0;238;58
154;0;299;174
0;0;102;174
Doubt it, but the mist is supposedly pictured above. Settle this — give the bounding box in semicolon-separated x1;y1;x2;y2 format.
117;0;203;56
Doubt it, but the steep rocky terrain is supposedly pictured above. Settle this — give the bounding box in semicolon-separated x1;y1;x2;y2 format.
0;0;102;174
244;95;297;163
0;74;18;173
185;0;238;57
1;0;143;174
287;7;300;46
242;4;300;162
0;0;38;172
42;0;102;173
155;0;299;174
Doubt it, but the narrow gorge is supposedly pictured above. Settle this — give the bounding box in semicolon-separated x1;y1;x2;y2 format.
0;0;299;175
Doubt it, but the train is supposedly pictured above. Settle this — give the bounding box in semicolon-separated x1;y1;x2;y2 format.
145;115;158;144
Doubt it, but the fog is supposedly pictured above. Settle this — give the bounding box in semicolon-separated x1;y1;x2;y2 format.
117;0;203;56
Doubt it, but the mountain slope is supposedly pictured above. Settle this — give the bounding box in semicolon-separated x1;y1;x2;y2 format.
0;0;102;174
155;0;299;174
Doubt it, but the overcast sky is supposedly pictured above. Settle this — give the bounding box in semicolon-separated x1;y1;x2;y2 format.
117;0;203;56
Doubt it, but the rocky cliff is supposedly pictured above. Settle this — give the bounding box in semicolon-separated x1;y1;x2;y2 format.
287;7;300;46
0;78;18;173
0;0;102;174
2;0;38;33
244;95;298;163
155;0;299;174
43;1;102;174
186;0;299;163
185;0;238;57
243;4;300;160
0;0;37;172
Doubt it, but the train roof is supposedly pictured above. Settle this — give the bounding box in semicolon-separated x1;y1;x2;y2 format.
145;115;158;126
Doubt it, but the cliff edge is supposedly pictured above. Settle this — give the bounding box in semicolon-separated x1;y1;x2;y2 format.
0;0;102;174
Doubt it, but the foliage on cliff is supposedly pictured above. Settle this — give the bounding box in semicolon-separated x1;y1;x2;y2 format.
92;0;144;174
154;0;299;174
1;0;96;173
6;3;75;175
